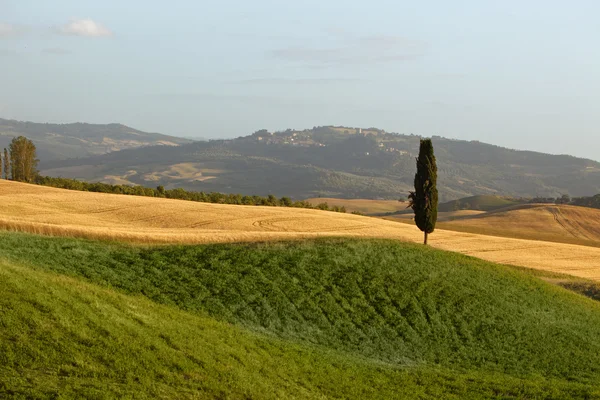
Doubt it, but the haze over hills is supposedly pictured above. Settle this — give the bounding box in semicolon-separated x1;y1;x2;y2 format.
38;124;600;201
0;118;193;161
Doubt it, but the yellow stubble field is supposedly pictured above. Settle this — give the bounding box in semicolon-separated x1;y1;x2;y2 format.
440;204;600;243
2;180;600;281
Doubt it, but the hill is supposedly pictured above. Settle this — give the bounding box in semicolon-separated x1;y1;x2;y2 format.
438;203;600;245
3;180;600;281
383;195;523;218
38;125;600;201
305;197;408;214
438;195;525;212
0;118;192;161
4;232;600;397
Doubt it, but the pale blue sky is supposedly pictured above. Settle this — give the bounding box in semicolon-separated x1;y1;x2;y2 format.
1;0;598;159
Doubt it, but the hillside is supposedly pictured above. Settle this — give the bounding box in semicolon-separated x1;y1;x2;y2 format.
38;125;600;201
438;195;525;212
305;197;408;214
384;201;600;248
3;180;600;281
383;195;523;218
439;203;600;244
4;233;600;397
0;118;192;161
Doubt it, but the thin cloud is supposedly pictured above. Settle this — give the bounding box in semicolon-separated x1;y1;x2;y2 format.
57;18;112;37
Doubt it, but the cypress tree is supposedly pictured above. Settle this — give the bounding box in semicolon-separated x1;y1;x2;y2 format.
408;139;438;245
3;148;9;180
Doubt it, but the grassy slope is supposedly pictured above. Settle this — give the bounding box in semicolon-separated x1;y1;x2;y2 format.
1;258;411;399
3;233;600;397
438;195;523;212
4;257;598;399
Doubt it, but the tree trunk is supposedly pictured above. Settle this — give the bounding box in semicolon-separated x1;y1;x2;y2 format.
424;231;428;245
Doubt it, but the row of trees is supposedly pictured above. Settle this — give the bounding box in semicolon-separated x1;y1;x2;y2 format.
530;194;600;209
2;135;351;213
0;136;39;182
37;176;350;213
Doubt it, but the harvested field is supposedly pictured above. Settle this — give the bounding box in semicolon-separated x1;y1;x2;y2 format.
0;181;412;244
438;204;600;246
3;180;600;280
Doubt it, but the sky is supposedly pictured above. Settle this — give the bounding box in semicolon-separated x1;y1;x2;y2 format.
0;0;599;160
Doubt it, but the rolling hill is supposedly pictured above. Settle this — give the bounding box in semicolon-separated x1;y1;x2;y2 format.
438;195;526;212
4;232;600;397
38;125;600;201
380;195;524;219
3;180;600;280
383;199;600;248
439;203;600;244
305;197;408;214
0;118;192;161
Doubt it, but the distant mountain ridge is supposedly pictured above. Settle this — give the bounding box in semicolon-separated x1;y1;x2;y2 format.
37;125;600;201
0;118;193;160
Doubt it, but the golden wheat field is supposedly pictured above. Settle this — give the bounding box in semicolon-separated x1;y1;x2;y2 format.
440;204;600;243
3;180;600;280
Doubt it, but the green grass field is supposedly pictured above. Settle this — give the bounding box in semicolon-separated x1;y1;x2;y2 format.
3;232;600;398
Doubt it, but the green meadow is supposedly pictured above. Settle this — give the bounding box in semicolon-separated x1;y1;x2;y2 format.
2;232;600;398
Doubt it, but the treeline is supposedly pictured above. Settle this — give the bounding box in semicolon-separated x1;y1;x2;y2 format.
571;195;600;209
36;176;349;213
529;194;600;209
3;135;351;213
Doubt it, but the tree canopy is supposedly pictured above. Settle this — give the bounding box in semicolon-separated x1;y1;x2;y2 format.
9;136;39;182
